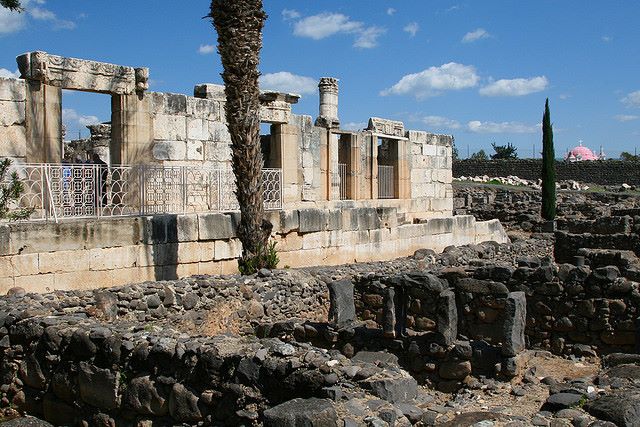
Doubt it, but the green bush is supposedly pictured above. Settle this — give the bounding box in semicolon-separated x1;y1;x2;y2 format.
0;158;34;221
238;240;279;275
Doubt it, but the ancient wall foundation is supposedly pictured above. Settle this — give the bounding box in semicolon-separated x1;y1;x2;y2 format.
0;209;507;294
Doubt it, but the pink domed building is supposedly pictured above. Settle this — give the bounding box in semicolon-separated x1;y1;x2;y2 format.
565;141;605;162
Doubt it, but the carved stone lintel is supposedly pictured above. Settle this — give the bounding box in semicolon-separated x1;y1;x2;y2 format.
134;68;149;93
367;117;405;138
16;51;147;95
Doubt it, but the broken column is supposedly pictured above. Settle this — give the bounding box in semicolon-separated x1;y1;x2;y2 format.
437;290;458;345
327;279;355;328
315;77;339;128
382;287;396;338
502;291;527;356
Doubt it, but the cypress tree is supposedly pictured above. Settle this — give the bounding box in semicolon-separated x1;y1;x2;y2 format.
541;98;556;220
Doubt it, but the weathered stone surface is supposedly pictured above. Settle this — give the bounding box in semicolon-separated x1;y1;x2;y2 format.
585;392;640;427
263;398;338;427
169;383;202;422
438;361;472;380
364;374;418;403
328;279;355;328
502;291;526;356
124;376;168;416
77;362;120;410
542;392;584;412
437;289;458;345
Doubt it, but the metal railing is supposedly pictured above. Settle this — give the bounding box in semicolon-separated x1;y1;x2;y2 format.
378;164;396;199
8;163;282;222
338;163;349;200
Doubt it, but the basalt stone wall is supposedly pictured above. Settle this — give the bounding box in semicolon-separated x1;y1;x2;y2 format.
453;159;640;185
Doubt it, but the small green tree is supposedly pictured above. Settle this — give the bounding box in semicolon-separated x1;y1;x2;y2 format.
0;158;33;221
490;142;518;159
541;98;556;221
470;149;489;161
620;152;640;161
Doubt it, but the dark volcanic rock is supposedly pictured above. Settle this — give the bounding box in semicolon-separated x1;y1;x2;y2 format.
585;392;640;427
263;398;338;427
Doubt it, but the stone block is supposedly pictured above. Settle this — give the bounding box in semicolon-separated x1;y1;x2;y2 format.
177;214;199;242
263;398;338;427
185;140;204;160
422;144;437;156
37;250;86;274
152;140;186;160
0;257;11;278
8;253;38;276
78;362;120;410
177;241;201;264
426;217;453;235
142;215;178;244
214;239;242;260
299;209;327;233
199;242;215;261
406;130;428;143
14;274;54;293
437;290;458;345
0;276;15;294
0;125;27;157
208;121;230;142
0;78;26;102
53;270;114;291
0;100;25;126
277;232;303;251
502;291;526;356
153;114;186;141
326;210;342;231
302;231;329;250
198;213;235;240
88;246;137;271
187;97;219;120
328;279;355;328
203;140;230;162
187;118;207;140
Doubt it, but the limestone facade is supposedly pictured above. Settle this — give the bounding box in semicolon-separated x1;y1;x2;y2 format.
1;51;453;220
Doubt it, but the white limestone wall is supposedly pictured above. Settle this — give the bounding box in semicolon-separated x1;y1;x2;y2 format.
0;78;27;165
407;130;454;217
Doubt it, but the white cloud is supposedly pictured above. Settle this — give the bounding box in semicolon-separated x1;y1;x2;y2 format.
622;90;640;107
282;9;300;21
29;6;55;20
381;62;479;99
602;35;613;42
291;12;385;49
0;8;26;34
63;108;100;130
559;94;571;100
354;26;386;48
293;13;363;40
260;72;317;95
387;8;396;16
198;44;215;55
467;120;539;134
0;68;20;79
462;28;490;43
422;115;461;129
403;22;419;37
614;114;639;122
342;122;366;131
479;76;548;97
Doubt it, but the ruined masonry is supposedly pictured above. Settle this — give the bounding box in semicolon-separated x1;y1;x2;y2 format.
0;52;507;292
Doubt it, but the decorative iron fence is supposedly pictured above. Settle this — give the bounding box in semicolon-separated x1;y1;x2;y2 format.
338;163;349;200
7;163;282;222
378;165;395;199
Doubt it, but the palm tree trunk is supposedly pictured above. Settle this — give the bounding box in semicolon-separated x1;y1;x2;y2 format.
209;0;271;273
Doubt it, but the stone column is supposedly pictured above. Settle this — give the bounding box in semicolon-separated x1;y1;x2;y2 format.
328;279;355;328
328;132;340;200
397;139;411;199
503;291;527;356
111;93;153;166
25;81;62;163
383;287;396;338
437;290;458;345
271;123;301;205
348;134;360;200
315;77;339;128
370;134;378;199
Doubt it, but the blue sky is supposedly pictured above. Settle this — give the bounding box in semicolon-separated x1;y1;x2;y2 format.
1;1;639;158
